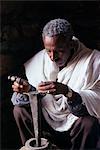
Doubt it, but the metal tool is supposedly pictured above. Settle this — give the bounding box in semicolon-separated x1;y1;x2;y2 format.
8;75;48;148
28;91;42;147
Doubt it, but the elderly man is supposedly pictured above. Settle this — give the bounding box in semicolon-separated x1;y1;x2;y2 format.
12;18;100;149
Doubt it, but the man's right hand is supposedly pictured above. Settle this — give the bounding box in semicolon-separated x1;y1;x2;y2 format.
9;76;30;93
12;81;30;93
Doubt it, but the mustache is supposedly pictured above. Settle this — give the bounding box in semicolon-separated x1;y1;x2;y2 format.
54;57;60;62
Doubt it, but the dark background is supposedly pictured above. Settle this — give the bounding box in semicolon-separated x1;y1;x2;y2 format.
1;1;100;150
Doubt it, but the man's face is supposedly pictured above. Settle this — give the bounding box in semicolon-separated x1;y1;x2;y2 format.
43;35;71;67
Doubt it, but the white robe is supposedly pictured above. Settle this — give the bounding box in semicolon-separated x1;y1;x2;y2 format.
24;37;100;131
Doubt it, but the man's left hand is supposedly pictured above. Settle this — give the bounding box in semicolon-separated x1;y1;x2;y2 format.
37;81;68;95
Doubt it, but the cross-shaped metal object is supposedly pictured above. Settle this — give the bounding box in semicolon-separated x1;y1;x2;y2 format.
28;91;45;147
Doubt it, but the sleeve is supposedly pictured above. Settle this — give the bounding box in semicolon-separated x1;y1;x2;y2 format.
11;92;30;106
11;65;36;106
67;92;89;117
78;51;100;120
67;50;100;119
11;84;36;106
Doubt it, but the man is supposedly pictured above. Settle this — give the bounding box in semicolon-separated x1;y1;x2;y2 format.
12;18;100;149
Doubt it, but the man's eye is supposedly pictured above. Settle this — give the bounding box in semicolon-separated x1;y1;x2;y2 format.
47;50;51;53
46;49;50;53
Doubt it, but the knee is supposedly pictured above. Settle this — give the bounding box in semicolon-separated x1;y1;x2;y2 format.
82;116;99;133
13;106;23;120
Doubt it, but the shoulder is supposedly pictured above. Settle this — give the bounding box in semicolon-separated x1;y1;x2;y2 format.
92;49;100;56
90;50;100;63
32;49;46;58
87;50;100;74
24;49;46;66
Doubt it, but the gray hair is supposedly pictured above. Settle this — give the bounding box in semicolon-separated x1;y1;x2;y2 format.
42;18;73;39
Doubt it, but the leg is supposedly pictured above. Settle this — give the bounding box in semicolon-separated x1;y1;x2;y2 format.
41;113;72;149
70;116;100;150
41;114;100;149
13;105;34;145
97;123;100;149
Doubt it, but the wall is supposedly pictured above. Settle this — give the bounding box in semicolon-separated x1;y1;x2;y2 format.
1;1;100;149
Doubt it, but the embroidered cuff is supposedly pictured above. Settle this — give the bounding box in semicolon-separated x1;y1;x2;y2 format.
67;92;89;116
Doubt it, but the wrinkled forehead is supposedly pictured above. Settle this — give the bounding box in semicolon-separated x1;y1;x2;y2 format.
43;35;71;47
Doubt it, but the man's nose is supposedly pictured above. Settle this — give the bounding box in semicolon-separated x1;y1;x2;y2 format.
50;52;58;61
50;52;54;61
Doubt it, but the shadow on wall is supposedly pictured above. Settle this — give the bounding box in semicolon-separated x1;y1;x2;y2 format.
1;1;100;150
1;3;43;149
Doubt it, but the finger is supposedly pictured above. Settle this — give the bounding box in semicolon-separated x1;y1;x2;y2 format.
13;88;19;92
13;81;20;87
12;84;23;91
38;83;56;93
38;90;47;93
22;80;29;86
41;82;55;89
12;85;19;92
38;83;55;91
38;81;53;86
38;88;56;94
46;88;56;94
20;85;23;88
12;84;18;89
16;77;21;83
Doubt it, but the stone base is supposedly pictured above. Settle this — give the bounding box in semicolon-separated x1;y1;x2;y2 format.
19;146;29;150
19;138;49;150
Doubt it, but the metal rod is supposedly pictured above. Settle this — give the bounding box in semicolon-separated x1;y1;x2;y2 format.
37;94;42;147
8;76;44;147
29;92;43;147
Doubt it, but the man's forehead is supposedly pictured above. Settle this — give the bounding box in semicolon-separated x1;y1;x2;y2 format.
44;35;70;46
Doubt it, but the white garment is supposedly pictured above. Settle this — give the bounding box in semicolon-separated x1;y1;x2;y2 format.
24;37;100;131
